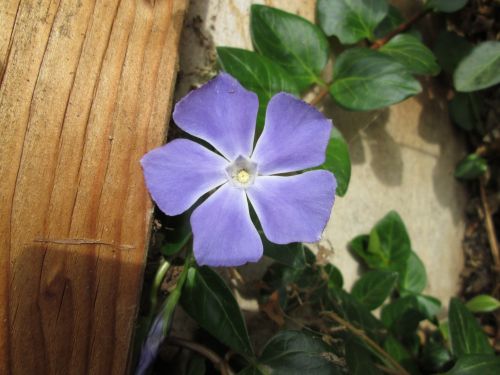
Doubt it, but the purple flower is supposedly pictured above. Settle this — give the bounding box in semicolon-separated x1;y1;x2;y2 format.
141;74;336;266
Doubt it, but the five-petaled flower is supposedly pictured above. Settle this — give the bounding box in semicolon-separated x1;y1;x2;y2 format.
141;74;336;266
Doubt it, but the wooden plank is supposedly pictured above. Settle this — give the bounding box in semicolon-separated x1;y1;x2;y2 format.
0;0;188;373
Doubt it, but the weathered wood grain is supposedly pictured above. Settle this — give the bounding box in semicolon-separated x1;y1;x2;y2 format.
0;0;187;373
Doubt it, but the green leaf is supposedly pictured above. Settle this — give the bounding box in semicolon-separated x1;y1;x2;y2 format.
465;294;500;313
161;212;192;256
448;298;493;357
349;234;387;269
263;237;306;268
180;267;253;355
420;340;453;373
399;251;427;294
216;47;300;129
454;41;500;92
330;48;421;111
383;335;419;373
185;353;206;375
454;154;488;180
449;93;484;132
368;211;412;272
324;263;344;290
434;31;473;74
345;335;383;374
259;330;344;374
316;0;388;44
415;294;442;319
380;34;441;76
251;5;329;90
427;0;468;13
445;355;500;374
351;270;398;310
322;127;351;196
238;366;267;375
374;6;404;39
381;296;427;336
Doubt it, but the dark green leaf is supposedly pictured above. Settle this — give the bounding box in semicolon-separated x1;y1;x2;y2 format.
349;234;387;269
454;154;487;180
449;93;484;132
374;6;404;39
351;270;398;310
180;267;253;355
415;295;442;319
420;340;453;373
381;296;427;336
345;335;382;374
434;31;473;74
383;335;419;373
448;298;493;357
324;263;344;289
368;211;412;272
161;212;192;256
322;127;351;196
380;33;441;76
251;5;329;90
260;330;344;374
445;355;500;374
238;366;267;375
330;48;421;111
186;353;206;375
399;251;427;294
466;294;500;313
427;0;468;13
263;237;306;268
454;41;500;92
216;47;300;129
316;0;388;44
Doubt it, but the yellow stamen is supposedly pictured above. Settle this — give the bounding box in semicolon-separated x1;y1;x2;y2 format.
236;169;250;184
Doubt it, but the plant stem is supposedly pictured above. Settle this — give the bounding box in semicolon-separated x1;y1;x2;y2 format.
371;8;431;49
150;259;171;315
322;311;411;375
479;178;500;271
308;86;330;107
166;336;235;375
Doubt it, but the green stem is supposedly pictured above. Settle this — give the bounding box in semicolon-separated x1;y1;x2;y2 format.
161;254;194;334
150;259;171;315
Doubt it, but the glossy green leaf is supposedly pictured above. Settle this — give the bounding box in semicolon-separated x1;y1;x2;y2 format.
263;237;306;268
454;154;488;180
415;294;442;319
454;41;500;92
445;355;500;374
368;211;412;272
434;31;473;74
259;330;344;374
330;48;421;111
216;47;299;129
427;0;468;13
383;335;419;373
465;294;500;313
180;267;253;355
351;270;398;310
316;0;387;44
322;127;351;196
448;298;493;357
380;33;441;76
251;5;329;90
449;93;484;132
381;296;427;336
374;6;404;39
399;251;427;294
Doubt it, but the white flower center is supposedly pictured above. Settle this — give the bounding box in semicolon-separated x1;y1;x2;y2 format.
226;155;257;188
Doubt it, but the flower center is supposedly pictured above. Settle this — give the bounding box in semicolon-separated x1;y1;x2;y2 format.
236;169;250;184
225;155;257;188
